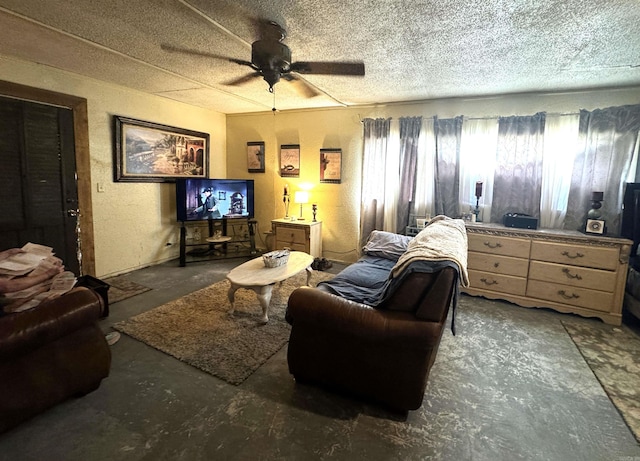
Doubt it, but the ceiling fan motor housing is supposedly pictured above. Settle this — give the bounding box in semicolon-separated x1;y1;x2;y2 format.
252;40;292;89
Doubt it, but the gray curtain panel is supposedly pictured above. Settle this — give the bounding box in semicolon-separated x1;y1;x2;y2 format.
565;105;640;235
434;116;463;218
490;113;546;222
397;116;422;233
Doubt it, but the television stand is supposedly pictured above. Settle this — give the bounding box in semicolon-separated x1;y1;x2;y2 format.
179;218;257;266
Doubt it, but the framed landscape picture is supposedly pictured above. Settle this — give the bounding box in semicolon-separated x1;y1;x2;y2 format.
247;141;265;173
113;115;209;182
280;144;300;177
320;148;342;183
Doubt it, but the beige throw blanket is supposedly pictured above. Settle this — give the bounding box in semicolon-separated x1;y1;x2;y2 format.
391;215;469;287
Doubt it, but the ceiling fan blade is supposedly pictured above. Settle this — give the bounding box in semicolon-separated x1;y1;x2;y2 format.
283;74;321;98
223;72;262;86
290;61;365;76
160;44;254;68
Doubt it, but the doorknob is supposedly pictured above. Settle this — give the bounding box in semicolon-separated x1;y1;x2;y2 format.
67;209;80;217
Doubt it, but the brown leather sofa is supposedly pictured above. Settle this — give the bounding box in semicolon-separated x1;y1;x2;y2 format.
286;264;458;411
0;287;111;433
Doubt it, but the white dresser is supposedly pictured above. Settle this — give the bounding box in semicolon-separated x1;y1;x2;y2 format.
463;223;632;325
271;219;323;258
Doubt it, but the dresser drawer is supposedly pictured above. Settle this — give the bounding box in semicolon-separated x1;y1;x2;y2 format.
467;234;531;258
275;226;307;245
528;260;617;292
530;241;619;270
526;280;614;312
468;252;529;277
468;270;527;296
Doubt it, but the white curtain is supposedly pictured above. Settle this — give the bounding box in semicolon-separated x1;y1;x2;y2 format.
459;118;498;222
414;117;436;218
539;113;580;228
382;119;401;232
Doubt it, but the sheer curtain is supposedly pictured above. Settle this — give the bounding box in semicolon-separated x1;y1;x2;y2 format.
565;106;640;234
361;118;391;242
434;116;463;218
459;117;498;221
490;113;545;222
382;119;401;232
539;113;580;228
413;117;436;219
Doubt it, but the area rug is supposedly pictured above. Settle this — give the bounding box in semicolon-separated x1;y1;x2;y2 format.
562;318;640;442
113;271;334;385
103;275;151;304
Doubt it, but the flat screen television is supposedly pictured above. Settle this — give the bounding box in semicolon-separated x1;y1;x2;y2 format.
176;178;254;222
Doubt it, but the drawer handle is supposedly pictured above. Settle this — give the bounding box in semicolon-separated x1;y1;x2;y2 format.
480;278;498;286
561;251;584;259
558;290;580;300
494;262;500;268
484;242;502;249
561;268;582;280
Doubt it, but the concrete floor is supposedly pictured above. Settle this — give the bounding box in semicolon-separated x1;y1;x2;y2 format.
0;257;639;461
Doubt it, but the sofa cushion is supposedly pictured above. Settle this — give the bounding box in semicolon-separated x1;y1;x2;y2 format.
317;255;395;305
362;230;412;261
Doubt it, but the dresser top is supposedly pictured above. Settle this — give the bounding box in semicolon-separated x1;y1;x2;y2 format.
465;222;632;246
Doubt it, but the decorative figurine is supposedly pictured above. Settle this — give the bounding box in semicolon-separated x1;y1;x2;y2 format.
283;184;290;218
474;181;483;222
312;203;317;222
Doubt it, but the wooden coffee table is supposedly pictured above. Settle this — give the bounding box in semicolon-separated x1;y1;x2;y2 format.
226;251;314;323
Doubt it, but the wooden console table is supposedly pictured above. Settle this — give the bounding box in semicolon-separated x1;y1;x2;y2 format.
463;223;632;325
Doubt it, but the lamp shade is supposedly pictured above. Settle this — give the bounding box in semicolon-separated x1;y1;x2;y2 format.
294;191;309;204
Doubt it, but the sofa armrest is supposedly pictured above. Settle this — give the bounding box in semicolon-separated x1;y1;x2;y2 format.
287;286;443;349
0;287;104;360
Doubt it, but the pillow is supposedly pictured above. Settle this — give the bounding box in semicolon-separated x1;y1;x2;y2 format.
362;230;413;261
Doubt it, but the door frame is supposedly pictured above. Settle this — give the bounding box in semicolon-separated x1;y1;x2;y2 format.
0;80;96;275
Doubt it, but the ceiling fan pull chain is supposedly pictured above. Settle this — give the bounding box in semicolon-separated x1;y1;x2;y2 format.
272;88;277;113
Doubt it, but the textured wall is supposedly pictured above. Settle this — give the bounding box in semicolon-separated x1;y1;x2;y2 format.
0;55;226;277
2;52;639;272
226;109;363;263
227;87;640;264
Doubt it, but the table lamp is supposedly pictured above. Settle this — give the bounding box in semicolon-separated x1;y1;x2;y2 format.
294;191;309;220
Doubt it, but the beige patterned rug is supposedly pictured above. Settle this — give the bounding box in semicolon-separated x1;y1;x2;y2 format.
114;271;334;385
562;318;640;442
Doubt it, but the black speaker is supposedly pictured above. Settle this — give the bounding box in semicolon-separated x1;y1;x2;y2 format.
503;213;538;230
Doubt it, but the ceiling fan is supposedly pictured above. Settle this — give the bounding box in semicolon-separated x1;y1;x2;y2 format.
162;20;365;98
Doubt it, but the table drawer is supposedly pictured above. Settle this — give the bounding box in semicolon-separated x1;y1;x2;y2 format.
468;252;529;277
468;270;527;296
530;241;618;270
275;226;307;245
275;240;306;252
528;260;617;292
468;234;531;258
526;280;613;312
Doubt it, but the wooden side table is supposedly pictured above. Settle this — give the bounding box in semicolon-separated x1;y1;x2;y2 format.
271;219;322;257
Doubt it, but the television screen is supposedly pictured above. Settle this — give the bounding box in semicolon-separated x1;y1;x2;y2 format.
176;178;254;221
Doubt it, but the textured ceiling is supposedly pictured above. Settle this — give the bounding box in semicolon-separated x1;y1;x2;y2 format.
0;0;639;114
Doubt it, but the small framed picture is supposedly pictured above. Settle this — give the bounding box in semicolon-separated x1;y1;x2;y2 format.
320;148;342;183
280;144;300;177
585;219;606;235
247;141;265;173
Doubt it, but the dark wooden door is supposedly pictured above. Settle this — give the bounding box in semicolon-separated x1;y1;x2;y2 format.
0;96;80;275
